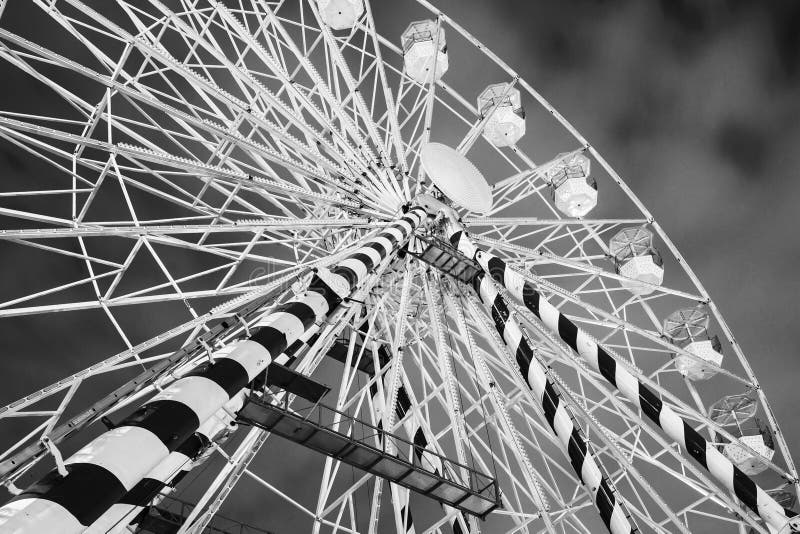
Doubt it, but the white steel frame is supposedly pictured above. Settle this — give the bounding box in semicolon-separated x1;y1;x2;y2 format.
0;1;794;533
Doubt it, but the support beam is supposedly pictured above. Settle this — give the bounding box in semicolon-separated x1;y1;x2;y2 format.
446;221;796;534
466;274;637;534
0;208;427;533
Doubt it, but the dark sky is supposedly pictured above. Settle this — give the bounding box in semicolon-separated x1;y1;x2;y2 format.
0;1;799;532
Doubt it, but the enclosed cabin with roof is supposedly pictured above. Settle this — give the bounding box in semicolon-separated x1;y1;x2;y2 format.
708;393;776;476
477;83;526;147
402;20;448;84
316;0;364;31
662;306;723;381
608;226;663;295
547;152;597;218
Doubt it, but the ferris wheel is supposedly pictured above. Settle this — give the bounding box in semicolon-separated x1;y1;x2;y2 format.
0;1;796;533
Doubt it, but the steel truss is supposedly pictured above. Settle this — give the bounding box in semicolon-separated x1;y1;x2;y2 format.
0;1;796;533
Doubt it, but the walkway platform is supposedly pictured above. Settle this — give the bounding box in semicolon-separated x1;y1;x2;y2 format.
406;235;480;284
237;395;501;518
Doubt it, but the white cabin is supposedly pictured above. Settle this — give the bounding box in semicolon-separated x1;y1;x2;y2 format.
402;20;448;84
317;0;364;31
477;83;526;147
548;153;597;217
675;338;723;381
723;434;775;476
663;307;723;381
609;227;663;295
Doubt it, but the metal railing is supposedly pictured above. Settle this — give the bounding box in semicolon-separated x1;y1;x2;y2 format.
238;393;500;515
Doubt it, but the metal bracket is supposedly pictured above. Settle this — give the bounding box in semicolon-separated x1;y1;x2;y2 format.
200;339;216;363
3;480;22;496
236;314;251;337
41;436;67;477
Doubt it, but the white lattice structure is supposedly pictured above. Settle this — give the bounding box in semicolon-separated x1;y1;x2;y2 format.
0;2;794;534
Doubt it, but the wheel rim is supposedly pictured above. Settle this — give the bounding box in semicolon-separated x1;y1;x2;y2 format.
0;2;795;533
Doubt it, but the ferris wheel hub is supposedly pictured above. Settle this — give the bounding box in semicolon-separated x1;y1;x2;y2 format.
420;142;492;215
